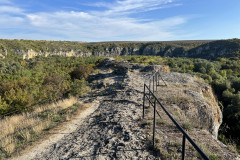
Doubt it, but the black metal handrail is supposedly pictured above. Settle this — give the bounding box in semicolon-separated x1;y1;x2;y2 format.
144;68;167;86
142;70;209;160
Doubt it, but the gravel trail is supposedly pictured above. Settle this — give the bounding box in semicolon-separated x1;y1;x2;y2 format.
16;69;157;160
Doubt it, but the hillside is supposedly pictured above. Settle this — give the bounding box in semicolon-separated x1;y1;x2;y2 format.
12;58;239;160
0;39;240;159
0;39;240;60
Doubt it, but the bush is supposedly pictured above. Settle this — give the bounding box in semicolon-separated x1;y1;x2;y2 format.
70;79;88;97
43;73;63;86
222;89;234;106
70;65;94;80
232;78;240;92
0;96;8;114
212;79;231;98
209;154;218;160
200;74;213;83
223;93;240;138
210;71;223;80
41;73;69;103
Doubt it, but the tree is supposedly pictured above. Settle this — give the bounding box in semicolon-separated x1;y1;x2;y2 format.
222;89;234;106
223;93;240;138
212;79;231;98
232;78;240;92
0;96;8;114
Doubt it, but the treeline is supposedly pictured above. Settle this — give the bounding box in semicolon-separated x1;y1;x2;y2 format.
1;39;240;60
0;55;103;115
118;55;240;151
0;39;205;53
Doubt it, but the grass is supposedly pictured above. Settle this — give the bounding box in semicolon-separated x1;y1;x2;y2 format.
0;97;88;159
155;137;162;144
156;118;167;125
155;146;181;160
181;121;193;131
209;154;219;160
193;143;220;160
166;96;193;105
169;142;182;148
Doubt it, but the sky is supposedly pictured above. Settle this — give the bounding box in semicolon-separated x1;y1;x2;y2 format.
0;0;239;42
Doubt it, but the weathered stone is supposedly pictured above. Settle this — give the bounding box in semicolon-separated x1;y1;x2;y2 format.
16;60;239;160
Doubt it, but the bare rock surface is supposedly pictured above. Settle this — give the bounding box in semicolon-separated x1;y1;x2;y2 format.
16;61;158;160
14;58;240;160
159;72;222;138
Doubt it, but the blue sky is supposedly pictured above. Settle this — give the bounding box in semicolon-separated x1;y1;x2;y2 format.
0;0;239;41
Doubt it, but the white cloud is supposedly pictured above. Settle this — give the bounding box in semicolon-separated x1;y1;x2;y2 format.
111;0;172;12
0;0;190;41
0;5;24;14
25;10;186;41
92;0;176;16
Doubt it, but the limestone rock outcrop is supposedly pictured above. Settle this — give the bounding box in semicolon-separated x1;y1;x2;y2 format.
1;39;237;59
159;72;222;138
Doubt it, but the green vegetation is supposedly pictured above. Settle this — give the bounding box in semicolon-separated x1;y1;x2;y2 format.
0;54;102;159
0;55;103;115
1;39;240;60
181;121;193;131
196;143;220;160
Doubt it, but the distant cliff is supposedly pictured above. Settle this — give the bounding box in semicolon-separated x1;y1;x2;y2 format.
0;39;240;59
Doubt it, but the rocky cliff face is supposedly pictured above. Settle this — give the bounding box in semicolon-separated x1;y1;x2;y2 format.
155;71;222;138
1;39;239;60
22;49;92;59
19;45;230;60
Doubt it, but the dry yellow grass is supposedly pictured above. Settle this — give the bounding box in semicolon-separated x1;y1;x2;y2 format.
33;96;78;114
32;121;45;134
0;96;80;158
0;135;15;148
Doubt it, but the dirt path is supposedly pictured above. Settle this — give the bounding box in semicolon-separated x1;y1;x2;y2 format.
13;100;100;160
14;69;157;160
13;59;240;160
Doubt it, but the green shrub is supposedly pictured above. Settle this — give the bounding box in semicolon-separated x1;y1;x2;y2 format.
70;79;88;97
70;65;94;80
209;154;218;160
0;96;8;114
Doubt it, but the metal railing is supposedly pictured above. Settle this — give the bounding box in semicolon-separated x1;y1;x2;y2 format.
142;69;209;160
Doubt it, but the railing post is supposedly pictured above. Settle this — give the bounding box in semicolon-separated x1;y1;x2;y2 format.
143;84;145;119
155;74;158;92
149;81;151;108
182;135;186;160
149;80;151;91
153;99;156;148
153;76;155;94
